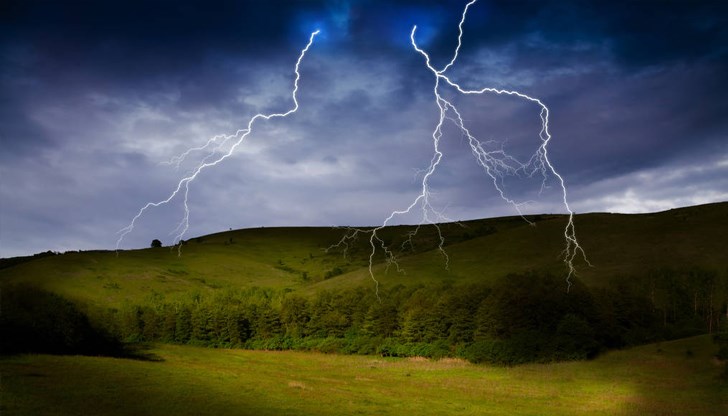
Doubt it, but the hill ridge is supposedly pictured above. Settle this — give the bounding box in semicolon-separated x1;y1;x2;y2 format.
0;201;726;307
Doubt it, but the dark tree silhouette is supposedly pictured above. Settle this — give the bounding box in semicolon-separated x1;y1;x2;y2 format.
151;239;162;248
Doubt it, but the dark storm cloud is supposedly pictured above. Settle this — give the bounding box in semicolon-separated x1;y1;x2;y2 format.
0;100;53;160
433;0;728;189
450;0;728;66
1;0;727;256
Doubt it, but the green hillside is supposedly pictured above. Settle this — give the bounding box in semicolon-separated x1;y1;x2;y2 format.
2;202;728;378
1;202;726;307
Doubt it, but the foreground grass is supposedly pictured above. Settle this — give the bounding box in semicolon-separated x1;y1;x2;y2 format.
2;336;726;415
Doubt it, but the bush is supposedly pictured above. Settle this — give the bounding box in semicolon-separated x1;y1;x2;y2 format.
460;339;504;364
377;338;405;357
312;337;346;354
461;331;557;365
244;335;290;351
324;267;344;279
554;314;600;360
355;337;384;355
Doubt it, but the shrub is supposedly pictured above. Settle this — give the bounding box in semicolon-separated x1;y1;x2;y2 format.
554;314;600;360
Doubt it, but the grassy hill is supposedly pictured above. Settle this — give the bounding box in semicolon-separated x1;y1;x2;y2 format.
2;203;727;416
1;202;727;307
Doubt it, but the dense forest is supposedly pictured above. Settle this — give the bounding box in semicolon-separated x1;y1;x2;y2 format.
4;268;726;367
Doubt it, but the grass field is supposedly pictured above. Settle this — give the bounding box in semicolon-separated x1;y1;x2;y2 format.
1;202;726;307
2;336;726;415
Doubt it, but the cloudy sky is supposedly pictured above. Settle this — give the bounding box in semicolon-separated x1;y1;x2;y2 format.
1;0;727;257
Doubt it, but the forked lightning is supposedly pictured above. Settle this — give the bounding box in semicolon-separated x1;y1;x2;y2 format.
336;0;588;296
116;31;320;253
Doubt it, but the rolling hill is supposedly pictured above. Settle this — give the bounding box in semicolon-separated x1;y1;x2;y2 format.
1;202;726;308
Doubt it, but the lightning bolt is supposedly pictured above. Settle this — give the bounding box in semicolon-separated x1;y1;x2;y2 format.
335;0;588;296
116;30;320;253
118;2;586;295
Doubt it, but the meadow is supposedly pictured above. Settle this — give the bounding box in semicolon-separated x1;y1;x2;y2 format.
2;336;726;416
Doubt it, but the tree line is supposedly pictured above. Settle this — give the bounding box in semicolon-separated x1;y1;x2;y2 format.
3;267;726;365
99;268;727;364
